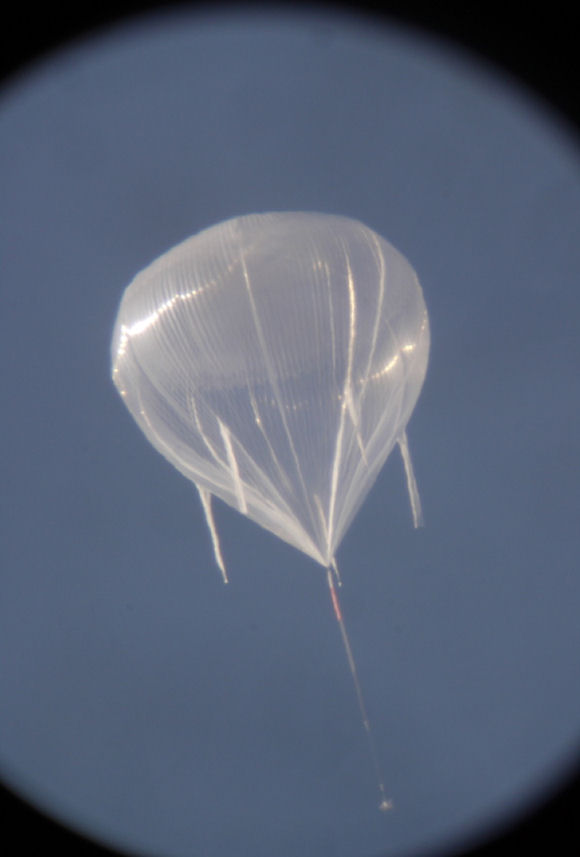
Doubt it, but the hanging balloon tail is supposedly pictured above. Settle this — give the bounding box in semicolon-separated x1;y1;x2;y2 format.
398;430;423;528
198;487;229;583
325;567;393;812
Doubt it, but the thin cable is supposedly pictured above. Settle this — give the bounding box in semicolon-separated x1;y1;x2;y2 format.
326;567;392;812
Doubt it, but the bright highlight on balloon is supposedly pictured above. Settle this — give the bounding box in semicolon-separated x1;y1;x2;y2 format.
111;212;430;810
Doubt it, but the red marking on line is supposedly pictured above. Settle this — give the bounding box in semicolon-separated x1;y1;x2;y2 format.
330;581;342;622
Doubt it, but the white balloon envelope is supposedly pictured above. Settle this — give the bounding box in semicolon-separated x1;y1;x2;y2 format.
112;212;430;577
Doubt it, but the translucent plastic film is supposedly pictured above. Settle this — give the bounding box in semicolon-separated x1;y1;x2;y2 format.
112;212;429;568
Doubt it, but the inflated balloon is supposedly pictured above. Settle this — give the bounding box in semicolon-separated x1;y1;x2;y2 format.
112;212;429;571
111;211;429;809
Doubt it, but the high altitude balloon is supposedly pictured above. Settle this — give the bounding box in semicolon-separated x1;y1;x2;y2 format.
112;212;429;579
112;211;429;810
